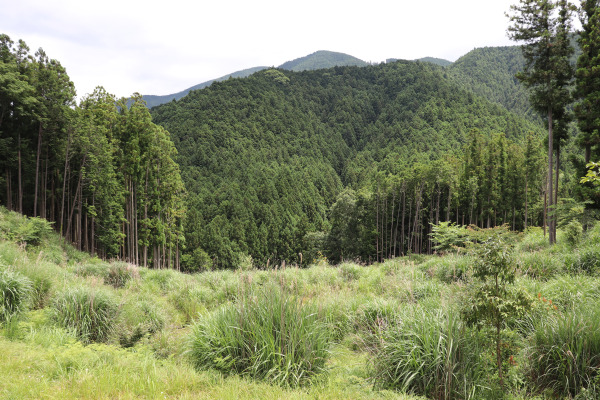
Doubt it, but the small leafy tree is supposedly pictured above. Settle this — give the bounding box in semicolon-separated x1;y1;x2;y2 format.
462;235;531;387
581;161;600;186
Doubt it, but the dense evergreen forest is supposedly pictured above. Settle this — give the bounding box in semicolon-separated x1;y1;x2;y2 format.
151;61;550;270
2;0;599;272
0;34;186;269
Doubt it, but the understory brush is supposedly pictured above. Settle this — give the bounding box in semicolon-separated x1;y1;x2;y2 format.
51;286;118;343
524;301;600;398
372;306;487;400
188;279;331;387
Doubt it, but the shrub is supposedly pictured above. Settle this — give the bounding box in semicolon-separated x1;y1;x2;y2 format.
351;298;399;352
518;251;563;280
52;287;118;343
564;220;584;247
119;300;165;348
0;269;32;323
105;262;138;288
339;262;362;281
525;304;600;397
188;281;330;387
373;307;484;399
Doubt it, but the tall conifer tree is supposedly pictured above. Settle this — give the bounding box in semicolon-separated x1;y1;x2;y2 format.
507;0;575;244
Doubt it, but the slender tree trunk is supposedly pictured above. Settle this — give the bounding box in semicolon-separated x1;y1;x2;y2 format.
18;133;22;214
401;185;406;256
65;157;86;243
376;185;379;262
446;185;452;222
34;122;43;217
5;168;11;211
555;145;560;223
60;132;71;235
524;178;529;230
547;107;555;244
390;190;395;259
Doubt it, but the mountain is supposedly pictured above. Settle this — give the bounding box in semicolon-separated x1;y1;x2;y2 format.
143;50;368;108
416;57;453;67
446;46;537;120
278;50;368;71
142;66;268;108
150;61;544;269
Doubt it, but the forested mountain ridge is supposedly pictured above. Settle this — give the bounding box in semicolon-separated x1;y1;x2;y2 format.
142;66;268;108
151;60;545;269
143;50;368;108
447;46;536;120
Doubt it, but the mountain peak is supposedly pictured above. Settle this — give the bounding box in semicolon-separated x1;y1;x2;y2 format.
278;50;368;71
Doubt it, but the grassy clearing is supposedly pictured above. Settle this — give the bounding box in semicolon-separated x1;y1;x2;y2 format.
3;208;600;398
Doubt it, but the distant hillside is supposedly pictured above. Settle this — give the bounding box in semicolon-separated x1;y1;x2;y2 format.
150;62;543;268
143;66;267;108
417;57;453;67
447;46;536;120
143;50;369;108
278;50;368;71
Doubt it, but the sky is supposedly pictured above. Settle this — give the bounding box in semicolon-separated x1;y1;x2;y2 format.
2;0;529;100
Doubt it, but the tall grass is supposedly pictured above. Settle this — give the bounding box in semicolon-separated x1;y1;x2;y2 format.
525;303;600;397
0;269;32;323
373;306;485;400
52;287;118;343
188;280;330;387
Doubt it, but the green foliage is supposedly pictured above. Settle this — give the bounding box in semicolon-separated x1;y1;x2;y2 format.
373;307;485;399
0;269;31;323
581;161;600;185
525;303;600;397
462;235;532;386
105;262;138;289
430;221;471;252
51;287;118;343
564;220;584;247
566;244;600;275
152;59;543;268
0;210;53;247
188;280;330;387
518;251;564;280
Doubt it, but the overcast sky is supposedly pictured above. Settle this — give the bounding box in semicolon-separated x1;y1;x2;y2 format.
3;0;532;100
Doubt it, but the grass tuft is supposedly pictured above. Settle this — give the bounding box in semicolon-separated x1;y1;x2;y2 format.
188;280;331;387
51;286;118;343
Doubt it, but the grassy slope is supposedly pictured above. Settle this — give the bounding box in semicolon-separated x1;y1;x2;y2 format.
2;207;600;399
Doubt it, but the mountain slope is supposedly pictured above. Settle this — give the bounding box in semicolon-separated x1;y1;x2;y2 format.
143;50;368;108
151;61;543;269
447;46;536;120
278;50;368;71
143;66;268;108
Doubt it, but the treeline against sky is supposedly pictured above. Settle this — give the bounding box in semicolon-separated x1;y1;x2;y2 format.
0;34;185;269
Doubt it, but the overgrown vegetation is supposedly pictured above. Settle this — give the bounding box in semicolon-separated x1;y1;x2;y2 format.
2;207;600;399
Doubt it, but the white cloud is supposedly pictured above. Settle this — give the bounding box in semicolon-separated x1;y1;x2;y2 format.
2;0;526;99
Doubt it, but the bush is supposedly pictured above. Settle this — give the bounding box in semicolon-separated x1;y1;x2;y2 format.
564;220;583;247
566;245;600;275
52;287;118;343
105;262;138;288
119;300;165;348
525;304;600;397
0;269;32;323
339;262;362;281
188;281;330;387
373;307;484;399
351;298;399;352
518;251;563;280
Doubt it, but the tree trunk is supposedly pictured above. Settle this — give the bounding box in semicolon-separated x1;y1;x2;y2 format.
18;133;22;214
34;122;43;217
5;168;11;211
547;107;555;244
65;157;86;244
